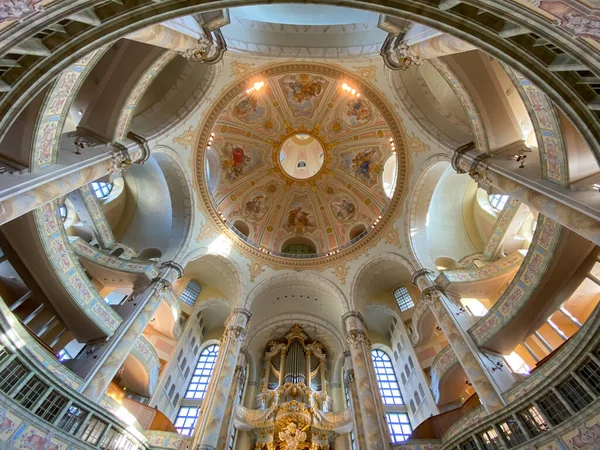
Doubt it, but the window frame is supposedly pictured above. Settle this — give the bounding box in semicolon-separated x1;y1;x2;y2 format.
393;286;414;312
180;280;202;307
386;412;413;443
488;194;509;211
90;181;113;199
371;349;404;405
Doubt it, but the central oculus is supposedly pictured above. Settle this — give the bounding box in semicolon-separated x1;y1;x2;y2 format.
279;133;325;180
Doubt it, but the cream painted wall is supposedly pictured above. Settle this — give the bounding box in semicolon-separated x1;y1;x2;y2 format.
426;168;479;261
116;157;173;253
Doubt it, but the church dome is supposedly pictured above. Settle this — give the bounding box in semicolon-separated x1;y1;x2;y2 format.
197;64;404;258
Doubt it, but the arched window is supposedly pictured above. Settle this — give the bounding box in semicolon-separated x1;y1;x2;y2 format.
371;349;413;443
393;287;414;312
408;356;415;370
489;194;509;211
90;181;113;199
59;204;67;222
175;344;220;436
185;344;219;399
401;373;407;385
414;391;420;405
387;412;413;443
180;280;202;306
371;349;403;405
174;406;199;436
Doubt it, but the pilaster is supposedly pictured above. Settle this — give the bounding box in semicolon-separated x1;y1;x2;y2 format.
194;308;251;450
342;311;391;450
412;271;505;414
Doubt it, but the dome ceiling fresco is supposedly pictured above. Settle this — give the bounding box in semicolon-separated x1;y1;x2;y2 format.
198;65;404;257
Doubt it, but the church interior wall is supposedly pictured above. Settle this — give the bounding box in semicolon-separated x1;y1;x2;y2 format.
0;3;599;449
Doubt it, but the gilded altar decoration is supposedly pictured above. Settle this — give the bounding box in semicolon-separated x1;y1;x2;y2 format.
238;325;350;449
278;422;307;450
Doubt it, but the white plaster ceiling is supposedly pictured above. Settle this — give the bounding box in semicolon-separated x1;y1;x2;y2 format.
229;5;378;25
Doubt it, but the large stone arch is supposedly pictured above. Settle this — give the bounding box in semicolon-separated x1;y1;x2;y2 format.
152;145;195;262
405;153;452;269
180;248;244;306
350;252;417;314
244;271;350;313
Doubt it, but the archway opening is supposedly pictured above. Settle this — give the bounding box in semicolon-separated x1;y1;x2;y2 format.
281;237;317;254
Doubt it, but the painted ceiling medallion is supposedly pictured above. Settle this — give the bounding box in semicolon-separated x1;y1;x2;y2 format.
197;64;405;262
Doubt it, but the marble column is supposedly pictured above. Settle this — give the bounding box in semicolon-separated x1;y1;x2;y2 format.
217;361;246;447
383;32;475;70
412;270;505;414
453;143;600;245
126;24;224;63
83;266;183;402
343;312;391;450
193;308;251;450
344;352;367;450
0;137;147;226
410;33;476;59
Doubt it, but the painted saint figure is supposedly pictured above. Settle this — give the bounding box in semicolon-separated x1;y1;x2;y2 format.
222;146;251;181
284;79;324;104
352;148;377;182
246;195;265;218
333;198;356;221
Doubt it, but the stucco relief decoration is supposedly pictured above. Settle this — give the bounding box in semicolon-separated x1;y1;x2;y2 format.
468;165;493;185
524;1;600;42
351;65;378;83
248;261;266;282
0;0;43;22
173;124;199;150
196;64;405;261
333;263;349;285
346;329;371;347
231;61;256;80
196;222;215;242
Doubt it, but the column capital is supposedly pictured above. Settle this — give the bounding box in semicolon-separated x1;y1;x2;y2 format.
126;131;151;164
341;311;367;330
410;267;435;288
395;44;424;70
109;143;132;175
230;307;252;321
159;260;184;280
421;286;445;306
346;329;371;348
451;141;476;174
